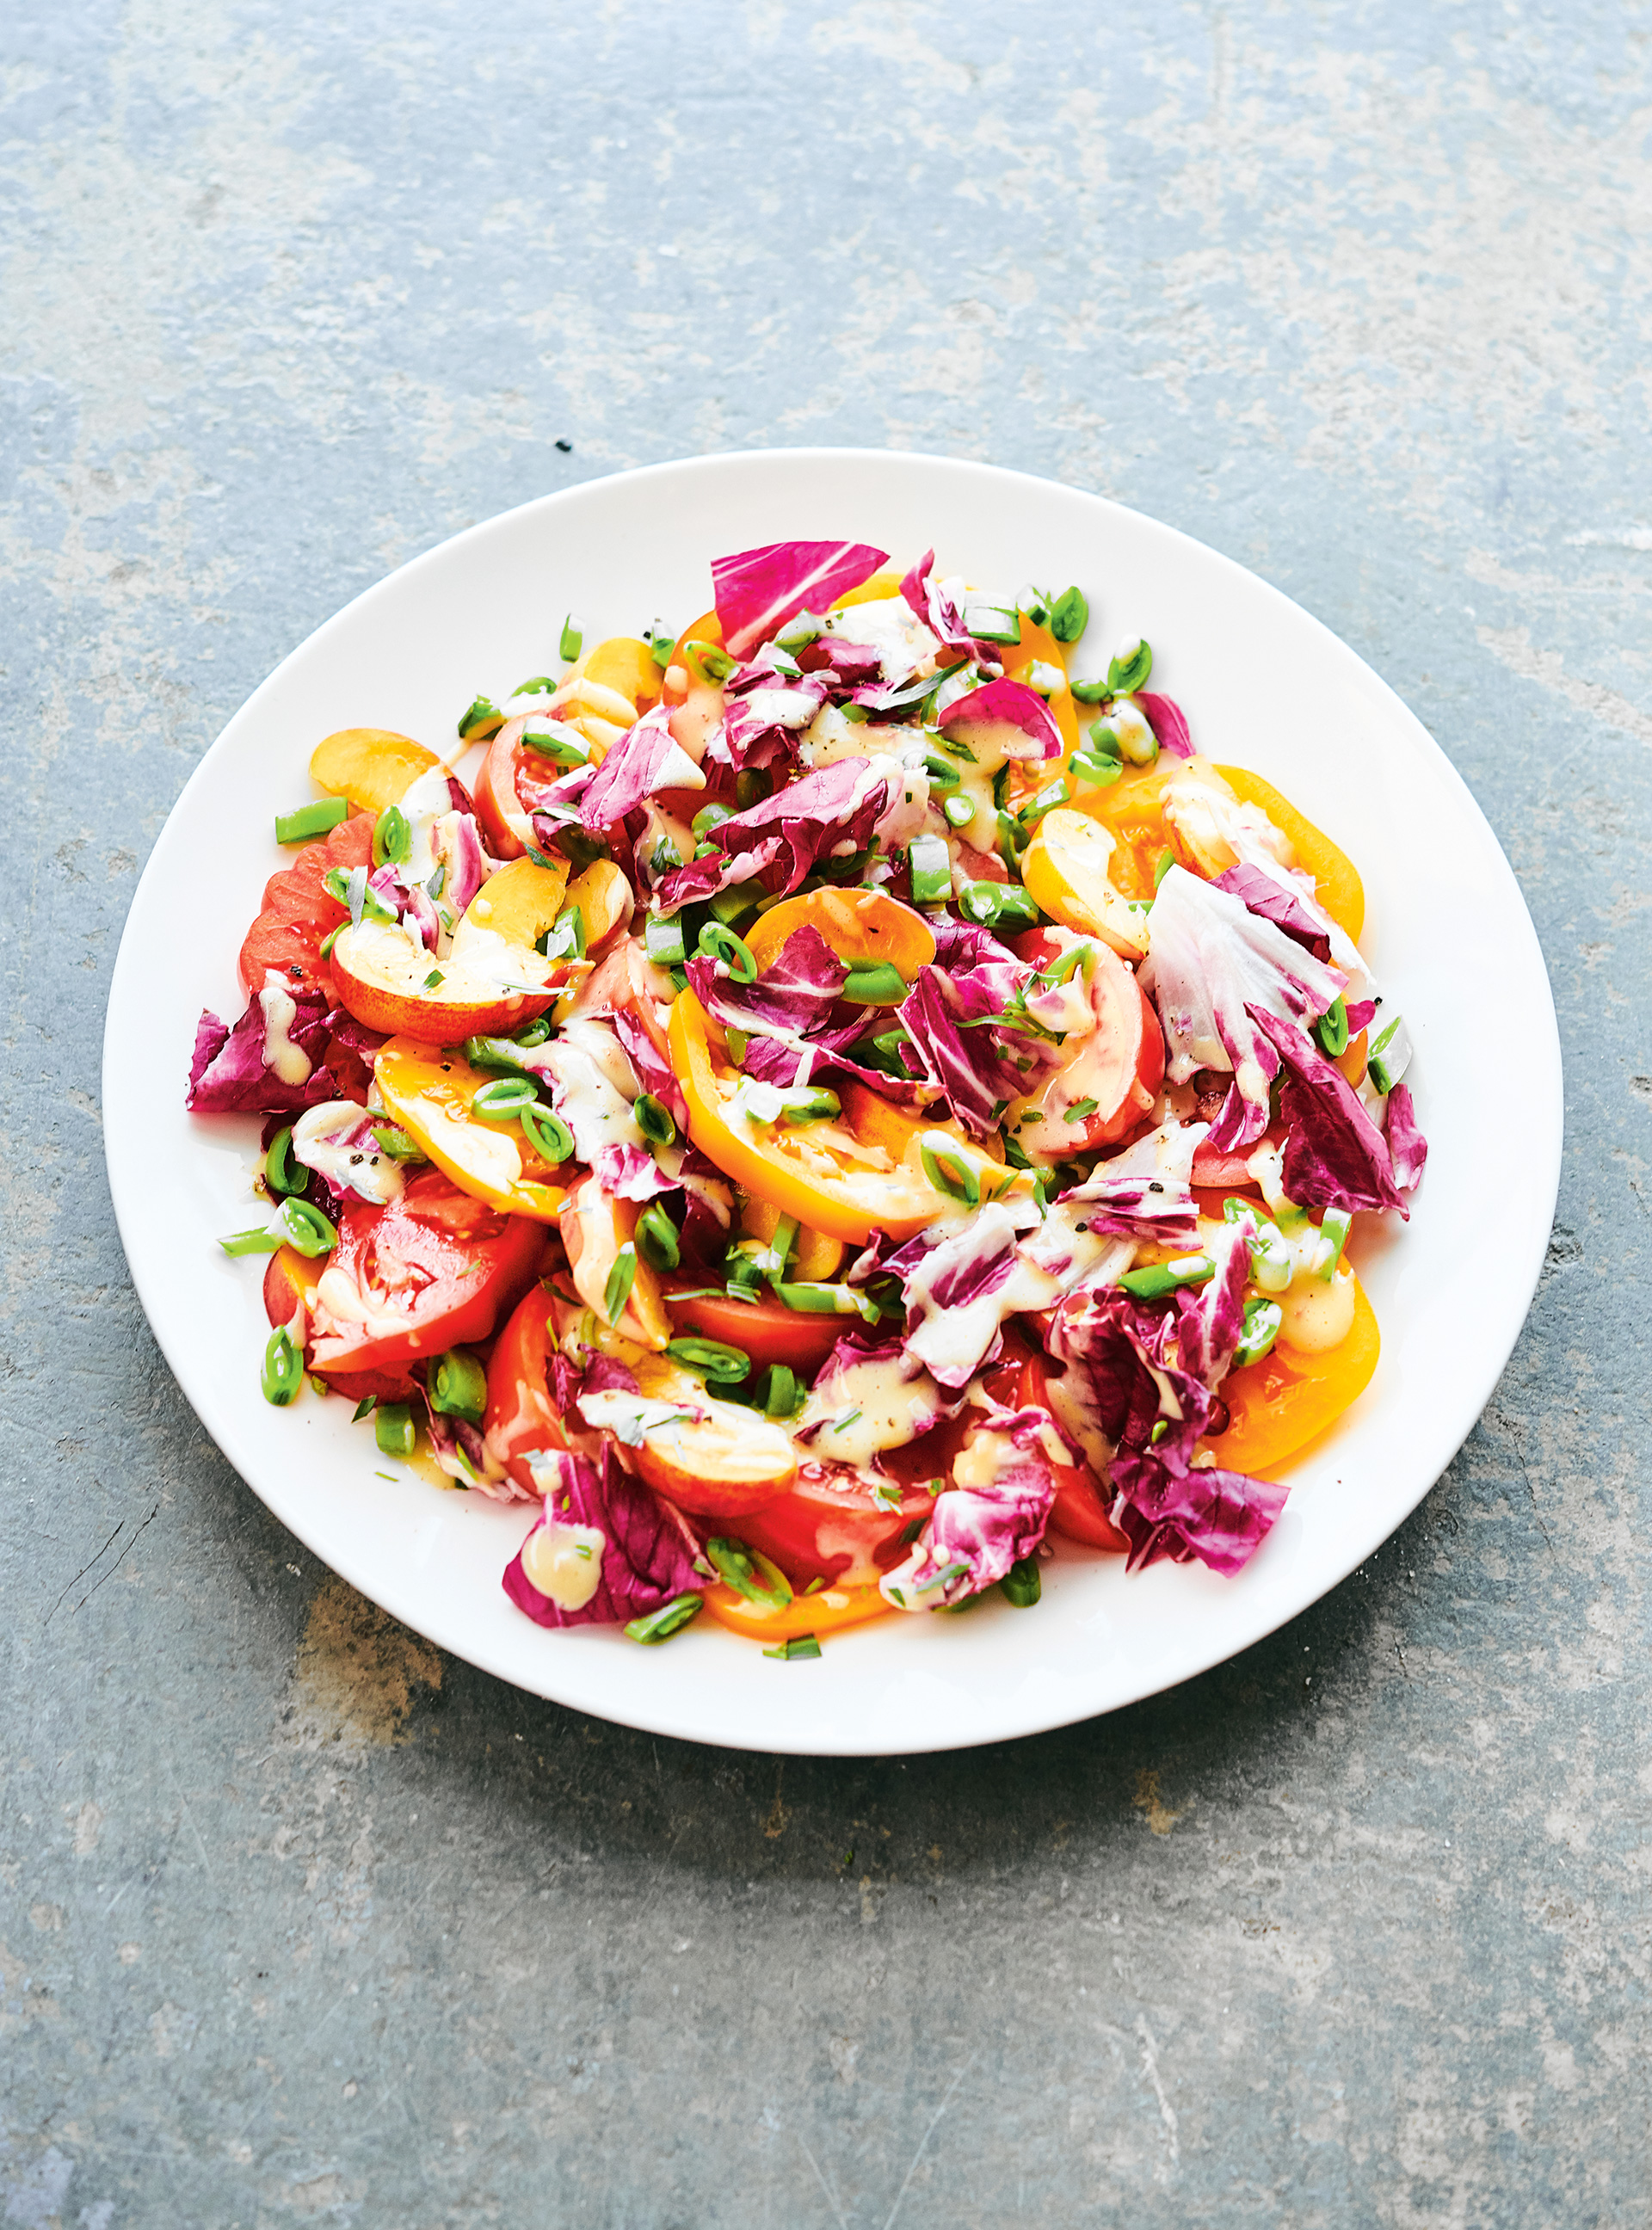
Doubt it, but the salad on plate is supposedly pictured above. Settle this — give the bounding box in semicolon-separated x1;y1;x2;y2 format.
186;538;1426;1658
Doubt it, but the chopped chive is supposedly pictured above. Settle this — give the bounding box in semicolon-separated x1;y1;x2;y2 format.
831;1409;862;1433
665;1336;750;1386
1118;1254;1216;1300
274;796;348;846
626;1592;704;1644
559;613;583;662
603;1242;638;1326
261;1326;303;1407
1066;1097;1100;1122
763;1634;822;1660
374;1401;416;1458
772;1281;878;1320
706;1537;792;1609
1045;941;1094;984
422;968;444;989
369;1124;424;1162
351;1395;376;1422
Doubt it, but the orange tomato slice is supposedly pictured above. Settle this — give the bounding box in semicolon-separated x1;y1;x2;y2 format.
1208;1276;1380;1475
700;1579;891;1644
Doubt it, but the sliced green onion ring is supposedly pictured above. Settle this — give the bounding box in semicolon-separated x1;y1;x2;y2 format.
696;920;757;983
664;1337;750;1385
919;1135;982;1207
626;1593;703;1644
262;1327;303;1407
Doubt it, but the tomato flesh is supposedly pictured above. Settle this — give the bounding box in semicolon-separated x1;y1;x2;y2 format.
664;1287;848;1372
238;814;373;1003
484;1284;570;1494
306;1171;547;1376
736;1464;937;1590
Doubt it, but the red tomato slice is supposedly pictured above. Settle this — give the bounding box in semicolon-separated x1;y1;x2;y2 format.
304;1171;547;1376
663;1287;848;1372
238;814;373;1003
736;1464;937;1591
983;1338;1129;1554
262;1251;420;1401
1008;929;1165;1150
483;1284;570;1494
472;724;531;860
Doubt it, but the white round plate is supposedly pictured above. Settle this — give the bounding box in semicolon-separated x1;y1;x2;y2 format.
104;450;1561;1756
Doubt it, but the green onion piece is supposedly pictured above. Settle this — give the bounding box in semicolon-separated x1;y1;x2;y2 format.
1317;1208;1353;1280
463;1033;530;1074
696;920;757;983
1021;659;1066;699
773;1280;877;1319
219;1225;282;1258
763;1634;822;1661
511;674;557;698
1069;677;1112;704
1154;847;1175;889
318;924;343;958
920;1136;983;1207
263;1126;301;1197
457;694;502;741
262;1326;303;1408
735;768;773;812
373;804;412;868
957;880;1039;933
681;638;734;684
708;881;765;931
1017;779;1069;831
422;968;444;989
539;902;583;964
781;1087;841;1127
1070;752;1124;791
725;1026;749;1064
274;796;348;846
626;1592;704;1645
944;793;977;829
1045;941;1094;985
1235;1295;1283;1368
774;610;823;652
1366;1012;1413;1094
1066;1097;1100;1122
1117;1254;1216;1300
691;802;734;839
1107;638;1153;693
1049;586;1088;644
603;1242;638;1326
472;1075;539;1119
996;810;1025;878
922;751;962;791
665;1336;750;1385
516;1016;552;1048
1086;719;1124;761
521;1102;574;1166
964;601;1022;644
519;719;589;767
908;833;952;908
1001;1555;1042;1608
841;960;908;1007
370;1124;424;1162
706;1537;792;1609
559;613;583;662
1315;995;1349;1059
635;1200;681;1272
351;1395;376;1421
430;1348;488;1424
755;1364;800;1419
276;1198;337;1259
374;1401;416;1458
635;1093;676;1149
648;629;677;669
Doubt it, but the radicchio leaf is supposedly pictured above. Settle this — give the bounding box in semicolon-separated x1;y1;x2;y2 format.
1052;1120;1205;1245
1140;865;1346;1150
1135;690;1194;761
651;756;896;914
1248;1007;1408;1218
687;926;846;1051
1384;1080;1427;1193
712;541;888;662
899;549;1002;669
938;676;1062;763
1212;864;1333;962
502;1445;705;1629
872;1198;1051;1389
576;702;705;831
1107;1459;1290;1576
709;662;830;775
894;941;1057;1142
187;978;341;1115
880;1404;1060;1609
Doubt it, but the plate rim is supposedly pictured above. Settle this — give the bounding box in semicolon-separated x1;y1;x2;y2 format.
102;445;1563;1754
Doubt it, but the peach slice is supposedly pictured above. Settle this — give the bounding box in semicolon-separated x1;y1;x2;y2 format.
558;1175;671;1350
330;915;555;1042
1020;807;1150;961
374;1040;569;1223
744;886;935;982
564;859;633;952
310;729;441;816
459;856;570;949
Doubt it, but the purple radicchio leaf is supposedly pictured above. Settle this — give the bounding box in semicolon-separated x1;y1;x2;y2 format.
706;662;830;776
798;637;884;690
502;1444;705;1629
289;1099;404;1213
367;862;441;951
413;1371;521;1500
1346;997;1378;1034
880;1404;1059;1609
1248;1006;1408;1219
1140;865;1346;1152
576;703;705;833
792;1337;955;1453
938;676;1061;763
436;809;490;917
1134;691;1194;761
1107;1457;1290;1576
607;1004;688;1132
1212;864;1333;963
651;756;895;914
686;925;846;1055
898;549;1002;671
1384;1080;1427;1193
1054;1122;1204;1245
712;540;889;662
187;978;341;1115
895;945;1057;1142
878;1198;1048;1390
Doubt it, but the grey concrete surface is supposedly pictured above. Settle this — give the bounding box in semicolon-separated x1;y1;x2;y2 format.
3;1;1648;2222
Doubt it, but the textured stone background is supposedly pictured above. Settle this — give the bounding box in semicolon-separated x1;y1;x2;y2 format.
3;1;1648;2222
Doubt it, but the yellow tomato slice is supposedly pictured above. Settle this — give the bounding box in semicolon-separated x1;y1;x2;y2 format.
1208;1277;1380;1475
571;636;664;716
374;1039;568;1223
1020;808;1150;959
460;856;569;947
309;728;441;815
744;886;935;981
1214;765;1365;944
564;860;632;952
669;991;983;1244
831;571;904;609
700;1579;892;1644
